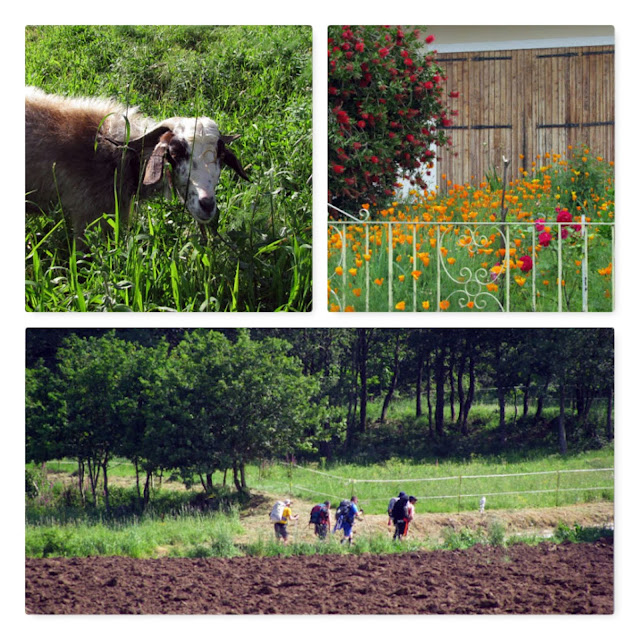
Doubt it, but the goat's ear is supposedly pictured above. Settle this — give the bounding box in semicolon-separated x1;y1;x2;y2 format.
143;132;174;186
218;137;250;181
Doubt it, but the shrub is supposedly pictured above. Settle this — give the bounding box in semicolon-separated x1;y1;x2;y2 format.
328;26;455;210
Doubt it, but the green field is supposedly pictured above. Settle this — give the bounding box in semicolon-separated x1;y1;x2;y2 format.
26;448;614;558
25;25;312;311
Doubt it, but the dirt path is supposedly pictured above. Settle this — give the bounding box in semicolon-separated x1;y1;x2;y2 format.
25;538;613;614
238;499;614;545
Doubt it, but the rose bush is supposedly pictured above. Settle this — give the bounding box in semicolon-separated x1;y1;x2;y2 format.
328;25;456;211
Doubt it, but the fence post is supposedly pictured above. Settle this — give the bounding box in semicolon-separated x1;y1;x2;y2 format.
581;214;588;312
557;223;563;312
556;470;561;507
457;475;462;512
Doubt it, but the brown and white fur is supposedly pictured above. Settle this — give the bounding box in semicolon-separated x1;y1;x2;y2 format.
25;86;249;237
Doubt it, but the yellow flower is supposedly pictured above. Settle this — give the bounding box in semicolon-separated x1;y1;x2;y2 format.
335;266;343;276
395;301;406;311
398;275;405;282
515;276;526;286
422;300;430;310
348;268;357;277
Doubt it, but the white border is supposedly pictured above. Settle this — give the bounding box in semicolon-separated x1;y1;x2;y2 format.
6;4;640;639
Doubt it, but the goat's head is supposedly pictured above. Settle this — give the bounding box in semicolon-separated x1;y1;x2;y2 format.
136;117;250;224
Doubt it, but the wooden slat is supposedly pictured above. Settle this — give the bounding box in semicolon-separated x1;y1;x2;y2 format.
437;45;614;189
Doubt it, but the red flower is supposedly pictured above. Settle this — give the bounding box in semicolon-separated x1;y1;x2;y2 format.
332;165;346;174
425;35;435;44
336;110;349;124
370;156;379;164
539;231;553;247
355;41;364;52
556;209;572;224
378;47;390;58
519;255;533;273
449;91;459;98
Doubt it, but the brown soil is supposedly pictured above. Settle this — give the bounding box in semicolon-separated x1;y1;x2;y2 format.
25;538;613;614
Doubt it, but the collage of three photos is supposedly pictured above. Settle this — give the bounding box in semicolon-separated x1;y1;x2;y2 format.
23;24;617;617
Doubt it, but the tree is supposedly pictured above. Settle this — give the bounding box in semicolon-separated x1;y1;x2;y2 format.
328;26;456;210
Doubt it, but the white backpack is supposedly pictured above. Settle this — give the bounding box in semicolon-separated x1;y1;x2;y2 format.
269;501;285;522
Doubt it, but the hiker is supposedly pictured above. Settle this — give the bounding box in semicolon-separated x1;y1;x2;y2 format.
387;491;407;526
271;499;299;544
335;495;363;545
309;500;331;539
391;493;410;541
405;496;418;537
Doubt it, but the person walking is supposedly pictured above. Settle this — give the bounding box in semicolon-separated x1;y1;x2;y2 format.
337;495;363;545
391;493;410;541
274;499;298;545
310;500;331;539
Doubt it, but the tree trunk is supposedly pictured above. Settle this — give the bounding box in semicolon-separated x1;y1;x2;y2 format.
415;351;424;418
76;458;86;506
232;462;243;493
143;470;153;508
522;374;531;418
102;456;110;513
498;384;507;445
461;351;475;435
456;351;466;431
380;334;401;422
357;329;368;434
426;353;433;437
434;347;446;438
558;383;568;454
448;355;456;422
606;385;614;441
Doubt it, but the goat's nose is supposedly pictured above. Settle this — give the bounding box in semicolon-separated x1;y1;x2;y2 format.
199;196;215;215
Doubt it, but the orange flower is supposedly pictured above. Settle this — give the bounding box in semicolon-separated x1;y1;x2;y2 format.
395;301;406;311
353;288;362;297
422;300;430;310
411;270;422;280
345;305;355;312
374;278;384;286
335;266;343;276
439;300;450;310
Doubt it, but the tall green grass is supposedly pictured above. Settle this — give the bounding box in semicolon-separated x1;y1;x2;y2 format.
26;509;244;558
25;25;312;311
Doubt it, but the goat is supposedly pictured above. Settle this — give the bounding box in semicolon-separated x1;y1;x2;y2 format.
25;86;250;239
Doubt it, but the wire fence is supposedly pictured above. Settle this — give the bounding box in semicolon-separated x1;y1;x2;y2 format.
328;207;614;312
273;463;614;514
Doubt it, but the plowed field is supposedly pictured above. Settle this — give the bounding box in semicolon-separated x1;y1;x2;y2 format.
25;538;613;614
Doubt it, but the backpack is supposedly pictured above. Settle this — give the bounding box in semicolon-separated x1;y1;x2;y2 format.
336;499;353;524
309;504;324;525
391;496;409;521
387;497;398;517
269;501;285;522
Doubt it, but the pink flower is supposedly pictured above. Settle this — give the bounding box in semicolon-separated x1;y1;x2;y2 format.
534;218;546;232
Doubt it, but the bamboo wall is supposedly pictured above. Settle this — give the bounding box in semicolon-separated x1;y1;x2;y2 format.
435;45;615;187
